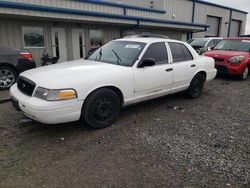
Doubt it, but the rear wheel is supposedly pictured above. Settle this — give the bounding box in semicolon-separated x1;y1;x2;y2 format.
186;74;205;99
240;66;249;80
0;66;17;90
81;88;121;129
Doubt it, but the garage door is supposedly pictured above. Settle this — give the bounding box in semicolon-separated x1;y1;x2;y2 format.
229;20;241;37
206;16;220;37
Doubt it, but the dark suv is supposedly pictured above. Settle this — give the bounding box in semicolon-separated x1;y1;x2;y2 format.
0;45;36;90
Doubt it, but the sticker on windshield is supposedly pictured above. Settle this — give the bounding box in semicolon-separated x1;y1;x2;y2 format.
125;44;140;49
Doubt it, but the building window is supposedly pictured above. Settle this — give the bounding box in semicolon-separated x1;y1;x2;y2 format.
22;26;45;48
205;16;221;37
90;30;104;49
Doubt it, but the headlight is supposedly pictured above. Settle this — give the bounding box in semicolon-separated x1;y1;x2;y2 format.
228;55;245;64
34;87;77;101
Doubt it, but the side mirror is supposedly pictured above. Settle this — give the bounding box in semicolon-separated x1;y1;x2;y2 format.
138;58;156;68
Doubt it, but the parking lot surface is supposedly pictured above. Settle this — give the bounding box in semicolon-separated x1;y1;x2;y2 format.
0;77;250;187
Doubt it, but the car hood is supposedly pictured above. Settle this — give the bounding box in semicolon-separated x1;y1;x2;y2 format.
21;59;130;89
204;50;249;59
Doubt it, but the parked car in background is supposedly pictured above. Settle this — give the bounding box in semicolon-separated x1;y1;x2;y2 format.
204;37;250;80
10;37;216;129
187;37;222;55
0;45;36;90
240;34;250;37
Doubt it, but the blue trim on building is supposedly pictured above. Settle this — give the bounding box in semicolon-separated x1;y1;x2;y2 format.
78;0;166;13
195;0;248;14
0;1;209;29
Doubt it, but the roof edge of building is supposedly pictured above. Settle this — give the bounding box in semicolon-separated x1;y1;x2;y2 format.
0;1;209;29
194;0;248;14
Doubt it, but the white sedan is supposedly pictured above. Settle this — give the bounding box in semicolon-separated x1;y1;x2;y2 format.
10;37;217;128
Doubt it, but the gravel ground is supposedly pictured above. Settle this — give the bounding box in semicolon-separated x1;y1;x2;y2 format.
0;77;250;188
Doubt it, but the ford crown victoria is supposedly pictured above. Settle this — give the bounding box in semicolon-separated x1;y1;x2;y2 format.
10;37;217;128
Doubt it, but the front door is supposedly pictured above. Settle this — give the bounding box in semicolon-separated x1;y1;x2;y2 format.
134;42;173;94
72;28;86;60
51;27;67;62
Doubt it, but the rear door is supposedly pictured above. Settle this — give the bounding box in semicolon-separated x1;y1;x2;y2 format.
134;42;173;94
168;42;198;92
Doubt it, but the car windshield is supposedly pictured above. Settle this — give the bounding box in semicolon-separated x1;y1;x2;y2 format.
88;41;146;67
214;39;250;52
189;38;209;47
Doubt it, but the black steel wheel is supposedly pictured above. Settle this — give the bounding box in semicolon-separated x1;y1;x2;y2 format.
186;74;205;99
81;88;121;129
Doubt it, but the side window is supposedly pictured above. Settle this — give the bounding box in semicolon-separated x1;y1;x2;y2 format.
168;42;193;62
169;42;193;62
181;44;193;61
168;42;185;62
143;42;168;65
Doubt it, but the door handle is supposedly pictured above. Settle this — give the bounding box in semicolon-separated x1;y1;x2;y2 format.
191;64;196;67
166;68;173;72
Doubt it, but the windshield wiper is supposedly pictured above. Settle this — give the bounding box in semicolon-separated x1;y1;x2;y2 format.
95;48;102;62
112;49;121;65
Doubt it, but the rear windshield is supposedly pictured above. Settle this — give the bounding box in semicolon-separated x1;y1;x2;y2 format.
214;40;250;52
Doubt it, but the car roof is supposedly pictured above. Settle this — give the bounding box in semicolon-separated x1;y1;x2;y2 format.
192;37;223;40
115;37;184;44
224;37;250;40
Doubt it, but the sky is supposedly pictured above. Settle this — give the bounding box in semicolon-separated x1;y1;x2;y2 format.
204;0;250;34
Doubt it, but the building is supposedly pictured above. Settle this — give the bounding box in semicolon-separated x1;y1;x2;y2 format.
0;0;247;65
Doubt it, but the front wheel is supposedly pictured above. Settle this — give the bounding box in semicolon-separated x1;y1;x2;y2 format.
81;88;121;129
186;74;205;99
240;66;249;80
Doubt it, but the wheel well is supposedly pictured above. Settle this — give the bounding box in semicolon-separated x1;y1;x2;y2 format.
196;71;207;82
88;86;124;106
0;63;18;75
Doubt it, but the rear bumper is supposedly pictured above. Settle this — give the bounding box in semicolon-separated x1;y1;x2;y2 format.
10;84;83;124
206;69;217;82
16;59;36;73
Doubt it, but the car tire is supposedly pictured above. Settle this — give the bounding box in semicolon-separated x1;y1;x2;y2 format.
81;88;121;129
240;66;249;80
186;74;205;99
0;66;17;90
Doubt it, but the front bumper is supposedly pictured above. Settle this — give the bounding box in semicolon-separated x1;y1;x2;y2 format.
215;62;245;75
10;84;83;124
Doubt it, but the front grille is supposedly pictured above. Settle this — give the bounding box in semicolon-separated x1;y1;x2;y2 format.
17;76;36;96
215;64;228;73
213;57;225;62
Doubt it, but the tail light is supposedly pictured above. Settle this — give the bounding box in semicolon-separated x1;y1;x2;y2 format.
20;52;33;60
